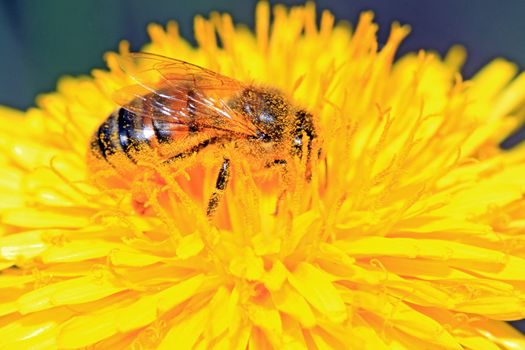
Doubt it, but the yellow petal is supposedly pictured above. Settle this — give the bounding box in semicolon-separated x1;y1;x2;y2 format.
229;248;264;280
337;237;523;277
0;309;72;349
280;316;309;350
472;319;525;350
17;274;126;314
42;240;128;263
272;284;316;328
459;336;502;350
207;286;230;339
248;303;282;334
0;230;47;261
263;260;287;291
57;310;118;348
346;290;462;349
157;306;207;350
288;262;346;323
176;232;204;259
157;274;208;313
109;249;162;267
455;296;525;320
114;295;158;332
2;207;91;229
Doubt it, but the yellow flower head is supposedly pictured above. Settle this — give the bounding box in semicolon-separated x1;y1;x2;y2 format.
1;2;525;349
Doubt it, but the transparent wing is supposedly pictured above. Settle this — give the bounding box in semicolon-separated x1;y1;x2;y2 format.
112;52;257;136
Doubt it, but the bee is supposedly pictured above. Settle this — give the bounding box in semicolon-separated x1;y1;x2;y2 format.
89;53;316;216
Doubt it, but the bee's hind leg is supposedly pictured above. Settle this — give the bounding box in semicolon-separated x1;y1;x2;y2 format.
206;157;231;217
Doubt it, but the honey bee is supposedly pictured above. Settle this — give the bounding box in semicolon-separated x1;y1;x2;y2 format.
89;53;316;216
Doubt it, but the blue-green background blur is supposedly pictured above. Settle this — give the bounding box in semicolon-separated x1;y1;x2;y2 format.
1;0;525;332
3;0;525;110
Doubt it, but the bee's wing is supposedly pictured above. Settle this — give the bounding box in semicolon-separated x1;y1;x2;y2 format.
112;52;257;136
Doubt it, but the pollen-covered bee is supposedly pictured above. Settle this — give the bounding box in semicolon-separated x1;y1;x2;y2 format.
89;53;316;216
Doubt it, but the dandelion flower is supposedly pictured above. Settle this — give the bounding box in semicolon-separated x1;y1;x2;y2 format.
2;2;525;349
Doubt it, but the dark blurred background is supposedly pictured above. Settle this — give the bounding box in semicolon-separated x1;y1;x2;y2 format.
2;0;525;110
1;0;525;332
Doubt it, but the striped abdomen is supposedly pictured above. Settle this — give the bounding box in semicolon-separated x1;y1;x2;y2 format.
90;107;175;164
90;87;203;166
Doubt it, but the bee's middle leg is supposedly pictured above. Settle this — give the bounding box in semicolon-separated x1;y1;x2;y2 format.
207;157;231;217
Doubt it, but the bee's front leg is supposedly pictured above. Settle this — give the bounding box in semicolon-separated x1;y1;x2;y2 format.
206;157;231;217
